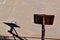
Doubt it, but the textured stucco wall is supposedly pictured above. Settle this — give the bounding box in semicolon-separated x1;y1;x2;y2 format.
0;0;60;38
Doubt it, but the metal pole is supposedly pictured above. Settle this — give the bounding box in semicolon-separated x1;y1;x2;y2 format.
41;16;45;40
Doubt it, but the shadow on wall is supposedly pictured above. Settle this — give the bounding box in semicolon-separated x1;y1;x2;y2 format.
3;22;25;40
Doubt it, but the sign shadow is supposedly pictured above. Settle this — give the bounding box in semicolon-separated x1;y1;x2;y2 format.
3;22;25;40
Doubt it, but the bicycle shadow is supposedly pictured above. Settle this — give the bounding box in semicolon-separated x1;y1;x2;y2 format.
3;22;25;40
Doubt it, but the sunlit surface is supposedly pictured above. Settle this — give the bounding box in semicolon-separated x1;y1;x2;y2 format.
0;36;60;40
0;0;60;39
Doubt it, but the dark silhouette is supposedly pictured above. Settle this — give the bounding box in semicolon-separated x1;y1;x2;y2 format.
3;22;25;40
3;22;20;33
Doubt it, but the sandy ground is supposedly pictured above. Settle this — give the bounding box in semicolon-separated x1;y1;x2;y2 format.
0;0;60;39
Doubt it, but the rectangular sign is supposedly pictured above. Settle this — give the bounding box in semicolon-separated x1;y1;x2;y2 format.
34;14;55;25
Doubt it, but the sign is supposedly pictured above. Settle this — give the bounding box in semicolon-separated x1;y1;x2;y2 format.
34;14;55;25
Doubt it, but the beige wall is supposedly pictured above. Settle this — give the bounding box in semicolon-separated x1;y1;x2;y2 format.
0;0;60;38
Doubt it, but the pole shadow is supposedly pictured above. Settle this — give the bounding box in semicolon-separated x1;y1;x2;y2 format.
3;22;26;40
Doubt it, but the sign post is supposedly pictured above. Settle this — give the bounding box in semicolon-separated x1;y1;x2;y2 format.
34;14;55;40
42;16;45;40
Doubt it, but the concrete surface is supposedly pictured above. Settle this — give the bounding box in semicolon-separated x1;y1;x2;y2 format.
0;0;60;39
